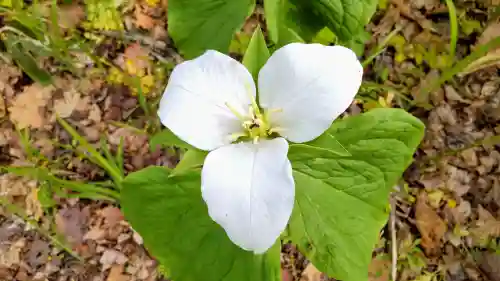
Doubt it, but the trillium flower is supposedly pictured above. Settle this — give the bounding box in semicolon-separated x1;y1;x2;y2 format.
158;43;363;254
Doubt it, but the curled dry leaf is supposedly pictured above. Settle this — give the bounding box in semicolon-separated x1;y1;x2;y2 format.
8;83;54;129
416;192;447;256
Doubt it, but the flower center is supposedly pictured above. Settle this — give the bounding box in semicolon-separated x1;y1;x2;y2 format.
226;96;282;143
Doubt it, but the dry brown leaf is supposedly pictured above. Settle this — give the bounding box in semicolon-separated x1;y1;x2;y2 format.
100;249;128;269
8;83;53;129
0;238;25;267
123;43;151;75
134;5;156;30
107;265;130;281
26;239;50;269
477;252;500;281
54;90;81;118
300;263;323;281
100;206;124;227
369;258;391;281
58;4;85;29
410;0;440;10
55;206;89;247
415;192;447;255
472;206;500;238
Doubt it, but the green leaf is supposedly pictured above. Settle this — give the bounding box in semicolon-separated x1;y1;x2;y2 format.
168;0;256;58
290;134;351;157
4;37;52;86
264;0;285;43
291;0;378;41
282;0;324;43
288;108;424;281
150;128;196;150
242;27;270;80
173;149;208;175
121;167;281;281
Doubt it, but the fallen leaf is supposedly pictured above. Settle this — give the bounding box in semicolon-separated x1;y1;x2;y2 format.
134;4;156;30
54;90;81;118
415;192;447;255
300;263;323;281
8;83;53;129
410;0;440;10
123;43;151;76
84;228;106;241
100;249;128;269
58;4;85;29
445;165;471;196
0;238;25;267
470;206;500;243
26;239;50;269
55;206;89;247
477;252;500;281
107;265;130;281
369;257;391;281
100;206;124;227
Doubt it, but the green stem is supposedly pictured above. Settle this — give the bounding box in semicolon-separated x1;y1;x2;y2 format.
445;0;458;61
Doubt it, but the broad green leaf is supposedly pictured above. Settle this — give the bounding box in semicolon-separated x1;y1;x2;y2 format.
313;0;378;41
295;133;352;157
149;128;196;150
121;167;281;281
290;0;378;41
168;0;255;58
264;0;285;43
288;108;424;281
242;27;270;80
340;29;372;57
282;0;324;43
311;27;337;45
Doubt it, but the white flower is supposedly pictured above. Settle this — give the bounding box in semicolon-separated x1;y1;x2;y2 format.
158;43;363;254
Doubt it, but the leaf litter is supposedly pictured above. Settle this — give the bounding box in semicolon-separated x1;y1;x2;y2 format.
1;0;500;281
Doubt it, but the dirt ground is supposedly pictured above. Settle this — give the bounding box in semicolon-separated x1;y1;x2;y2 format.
1;0;500;281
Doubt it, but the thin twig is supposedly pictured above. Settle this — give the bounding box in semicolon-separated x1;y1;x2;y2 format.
390;195;398;281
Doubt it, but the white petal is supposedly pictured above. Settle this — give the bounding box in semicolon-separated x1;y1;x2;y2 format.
201;138;294;253
158;50;256;151
258;43;363;143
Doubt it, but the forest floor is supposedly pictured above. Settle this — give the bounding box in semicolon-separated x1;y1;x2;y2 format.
1;0;500;281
